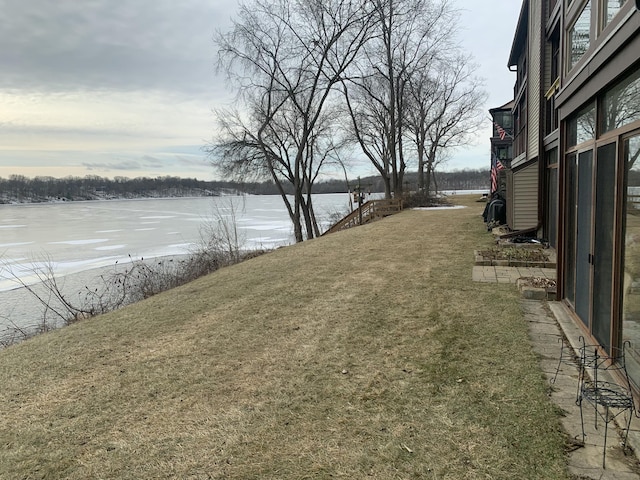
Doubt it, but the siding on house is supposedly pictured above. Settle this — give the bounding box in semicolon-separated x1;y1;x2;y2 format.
512;162;539;230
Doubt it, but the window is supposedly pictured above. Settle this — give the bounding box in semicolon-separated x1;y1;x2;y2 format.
493;111;513;138
569;1;591;70
567;103;596;147
545;26;561;134
518;57;528;88
496;145;512;161
602;68;640;133
497;112;513;129
603;0;626;27
514;97;527;156
550;27;561;83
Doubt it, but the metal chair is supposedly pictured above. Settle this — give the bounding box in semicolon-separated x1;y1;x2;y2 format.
552;337;577;385
576;337;637;468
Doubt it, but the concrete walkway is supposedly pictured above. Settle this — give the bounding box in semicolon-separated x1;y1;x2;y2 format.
473;265;640;478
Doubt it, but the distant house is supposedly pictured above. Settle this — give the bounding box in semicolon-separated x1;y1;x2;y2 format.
489;100;514;203
506;1;547;234
507;0;640;386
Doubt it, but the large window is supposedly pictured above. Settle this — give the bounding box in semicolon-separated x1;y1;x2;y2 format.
569;1;591;69
603;0;627;28
567;103;596;147
602;68;640;133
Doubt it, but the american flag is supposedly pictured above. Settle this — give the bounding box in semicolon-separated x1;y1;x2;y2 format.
490;153;505;194
494;122;508;140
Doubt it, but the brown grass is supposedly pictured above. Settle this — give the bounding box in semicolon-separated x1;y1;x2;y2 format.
0;195;569;479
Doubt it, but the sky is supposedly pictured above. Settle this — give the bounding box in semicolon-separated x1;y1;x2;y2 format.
0;0;523;181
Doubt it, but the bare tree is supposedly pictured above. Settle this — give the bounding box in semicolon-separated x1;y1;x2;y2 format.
341;0;457;198
210;0;373;242
406;53;486;196
603;71;640;133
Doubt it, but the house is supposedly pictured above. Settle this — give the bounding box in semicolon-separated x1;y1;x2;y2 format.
506;1;542;235
506;0;640;386
489;100;514;201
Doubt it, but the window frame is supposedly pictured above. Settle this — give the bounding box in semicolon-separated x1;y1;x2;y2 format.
567;0;593;72
601;0;627;31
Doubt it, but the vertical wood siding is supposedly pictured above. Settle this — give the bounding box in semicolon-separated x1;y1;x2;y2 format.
513;162;539;230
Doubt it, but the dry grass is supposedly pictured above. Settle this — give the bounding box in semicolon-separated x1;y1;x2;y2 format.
0;195;569;479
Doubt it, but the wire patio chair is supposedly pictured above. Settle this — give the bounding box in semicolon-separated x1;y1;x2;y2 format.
576;337;637;469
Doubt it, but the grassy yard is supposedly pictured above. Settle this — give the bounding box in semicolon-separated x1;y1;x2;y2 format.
0;195;569;479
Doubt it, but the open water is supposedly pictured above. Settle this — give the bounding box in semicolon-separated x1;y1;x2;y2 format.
0;194;353;339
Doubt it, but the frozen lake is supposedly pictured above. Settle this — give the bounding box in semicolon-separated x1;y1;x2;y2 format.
0;194;354;339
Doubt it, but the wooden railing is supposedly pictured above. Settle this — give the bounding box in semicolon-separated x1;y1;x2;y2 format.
323;198;404;235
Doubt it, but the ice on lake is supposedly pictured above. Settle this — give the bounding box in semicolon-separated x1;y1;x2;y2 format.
49;239;109;245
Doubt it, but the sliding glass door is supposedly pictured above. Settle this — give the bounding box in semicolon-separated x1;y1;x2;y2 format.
622;133;640;385
575;150;594;326
564;142;618;348
592;142;617;347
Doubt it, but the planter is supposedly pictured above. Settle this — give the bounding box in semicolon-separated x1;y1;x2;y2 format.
516;277;557;301
474;247;557;268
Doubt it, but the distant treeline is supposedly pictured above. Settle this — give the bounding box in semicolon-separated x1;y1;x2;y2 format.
0;170;490;204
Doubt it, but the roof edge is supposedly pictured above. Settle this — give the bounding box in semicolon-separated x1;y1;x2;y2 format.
490;100;516;113
508;0;529;68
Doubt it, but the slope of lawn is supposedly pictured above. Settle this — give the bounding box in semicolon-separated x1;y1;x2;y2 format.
0;195;569;479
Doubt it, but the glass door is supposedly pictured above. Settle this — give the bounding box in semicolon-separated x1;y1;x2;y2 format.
575;150;594;327
592;142;617;348
565;143;617;344
622;133;640;386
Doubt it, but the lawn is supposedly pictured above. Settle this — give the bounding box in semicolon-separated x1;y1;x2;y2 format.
0;195;569;479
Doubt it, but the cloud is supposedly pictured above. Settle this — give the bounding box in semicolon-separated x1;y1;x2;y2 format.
0;0;238;96
81;148;210;174
0;0;524;180
83;160;144;172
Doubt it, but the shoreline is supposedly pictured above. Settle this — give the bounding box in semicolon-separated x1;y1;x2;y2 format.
0;254;191;346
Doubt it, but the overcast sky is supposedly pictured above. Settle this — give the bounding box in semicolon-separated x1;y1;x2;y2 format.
0;0;522;181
